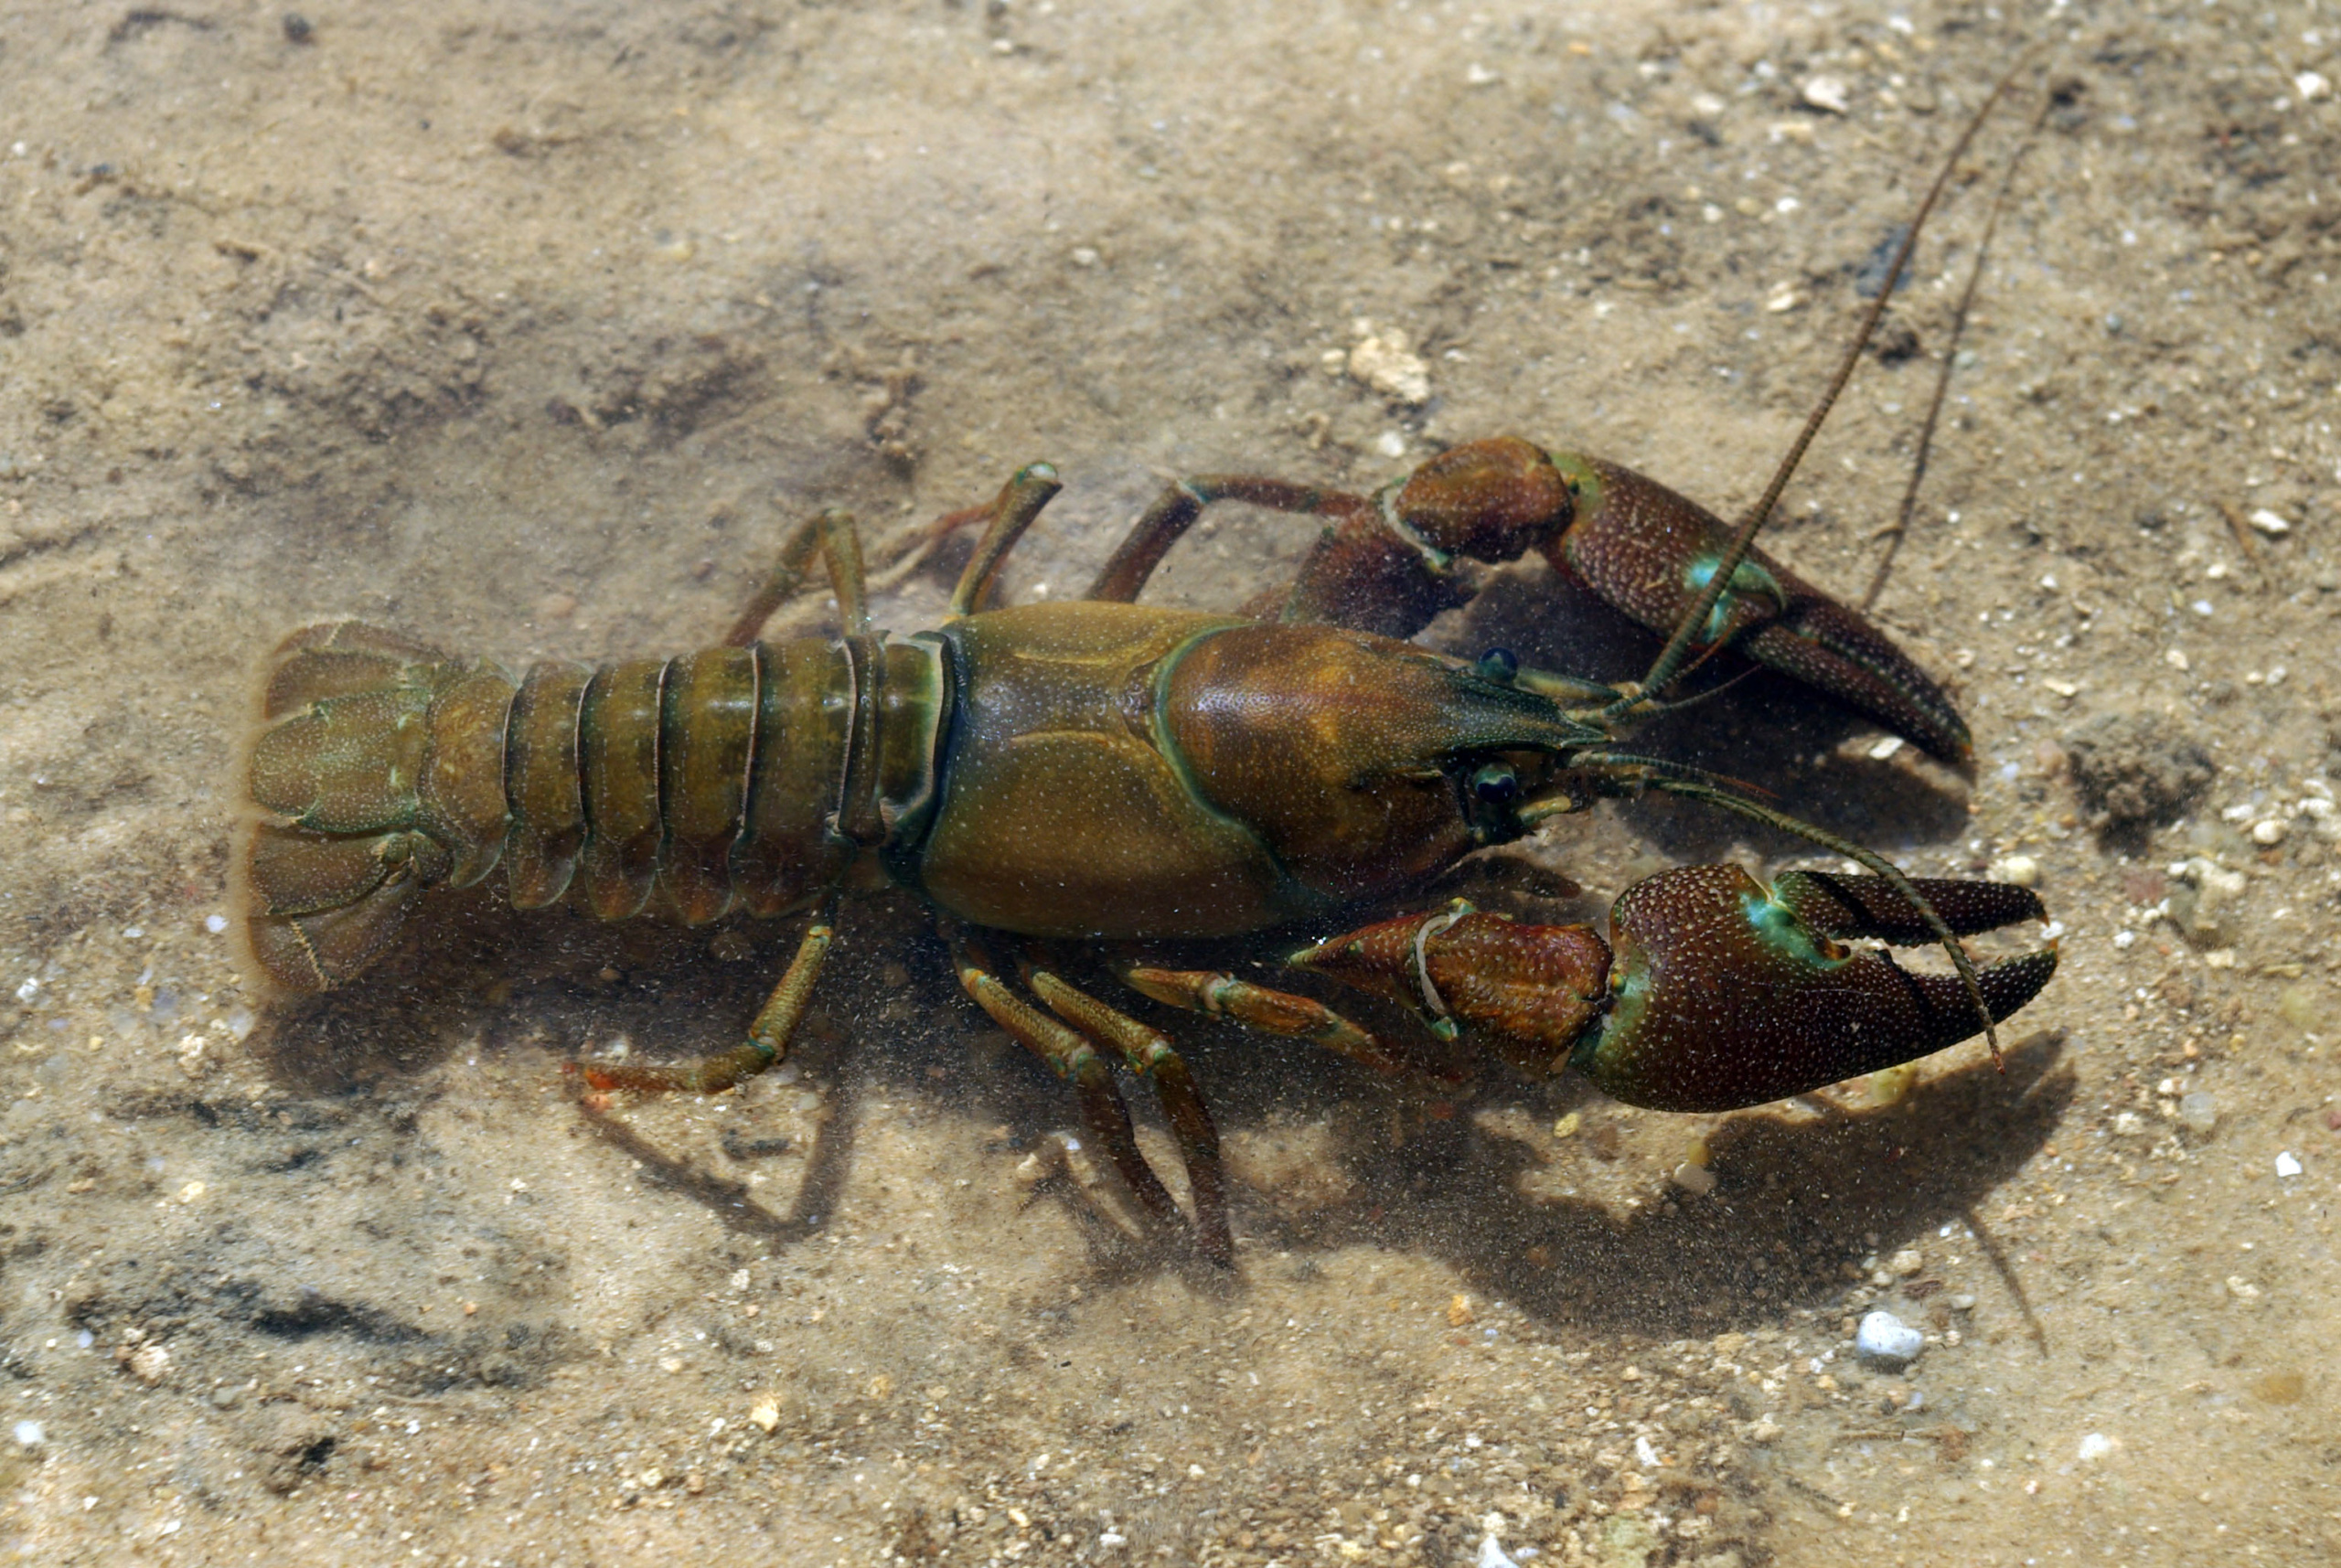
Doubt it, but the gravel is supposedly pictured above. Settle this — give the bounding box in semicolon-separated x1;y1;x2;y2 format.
1854;1310;1926;1371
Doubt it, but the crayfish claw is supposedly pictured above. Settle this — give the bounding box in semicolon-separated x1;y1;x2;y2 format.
1739;599;1973;764
1577;864;2058;1113
1767;869;2045;944
1550;456;1972;762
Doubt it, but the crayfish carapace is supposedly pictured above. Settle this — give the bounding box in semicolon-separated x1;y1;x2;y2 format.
230;79;2057;1267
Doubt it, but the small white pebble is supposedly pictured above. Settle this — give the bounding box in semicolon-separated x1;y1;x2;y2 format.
127;1342;171;1385
1867;735;1905;761
1801;75;1851;113
2077;1433;2115;1463
1671;1161;1718;1196
1855;1310;1926;1370
1476;1534;1523;1568
2247;507;2293;536
1889;1247;1925;1277
1350;326;1431;405
11;1421;41;1449
2275;1151;2304;1179
12;978;36;1003
2112;930;2136;949
1987;854;2041;888
2165;647;2189;670
204;913;229;934
2251;818;2288;846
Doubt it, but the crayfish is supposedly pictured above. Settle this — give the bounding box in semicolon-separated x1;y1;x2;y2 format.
230;80;2057;1266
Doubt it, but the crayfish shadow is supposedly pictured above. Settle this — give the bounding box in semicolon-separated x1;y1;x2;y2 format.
240;886;1245;1275
1446;563;1972;857
1316;1030;2070;1338
244;884;786;1096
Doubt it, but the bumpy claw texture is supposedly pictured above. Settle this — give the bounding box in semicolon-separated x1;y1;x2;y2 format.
1365;439;1973;763
1579;865;2058;1113
1293;865;2056;1114
1552;456;1974;762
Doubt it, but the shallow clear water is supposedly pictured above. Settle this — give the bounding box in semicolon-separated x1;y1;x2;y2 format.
1;2;2336;1563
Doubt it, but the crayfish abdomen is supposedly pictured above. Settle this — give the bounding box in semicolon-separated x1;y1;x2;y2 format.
241;619;930;990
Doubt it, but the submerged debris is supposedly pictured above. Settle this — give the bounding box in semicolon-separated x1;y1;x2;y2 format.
1347;321;1432;404
2178;1091;2219;1136
2062;710;2218;833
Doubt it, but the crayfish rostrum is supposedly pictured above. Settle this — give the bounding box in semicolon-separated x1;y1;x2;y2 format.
231;91;2057;1267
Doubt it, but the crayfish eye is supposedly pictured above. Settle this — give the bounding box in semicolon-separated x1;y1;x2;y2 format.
1470;763;1521;805
1475;647;1520;685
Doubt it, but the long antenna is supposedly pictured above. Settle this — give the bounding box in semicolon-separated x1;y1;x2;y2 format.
1610;50;2039;720
1862;88;2056;609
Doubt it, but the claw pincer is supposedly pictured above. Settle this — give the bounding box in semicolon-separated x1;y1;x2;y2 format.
1294;865;2058;1114
1290;436;1973;763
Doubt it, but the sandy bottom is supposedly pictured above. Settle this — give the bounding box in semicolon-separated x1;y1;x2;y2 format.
1;1;2337;1563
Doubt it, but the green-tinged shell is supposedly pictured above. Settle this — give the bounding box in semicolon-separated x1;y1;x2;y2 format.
1572;864;2058;1112
234;624;516;993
